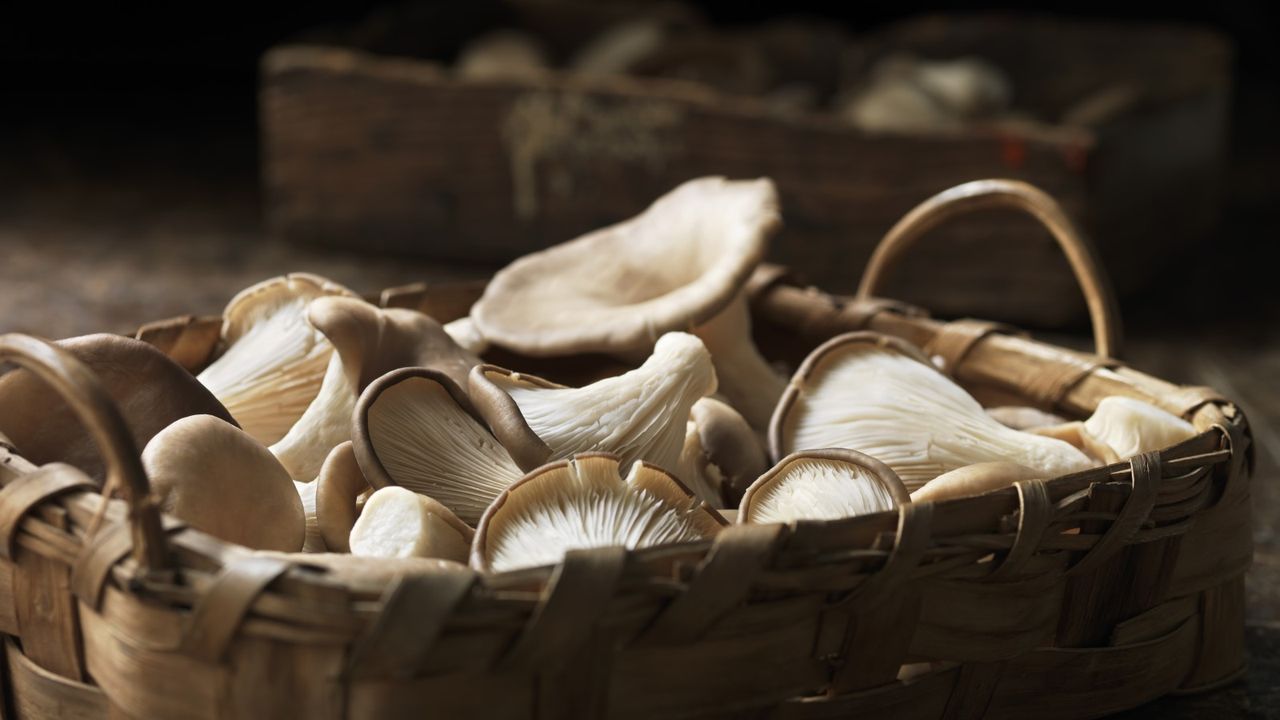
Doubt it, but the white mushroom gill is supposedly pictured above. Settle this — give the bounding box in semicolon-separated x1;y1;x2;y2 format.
368;377;522;526
782;344;1094;489
197;277;348;445
747;458;898;524
494;332;716;473
1083;396;1196;460
483;456;717;573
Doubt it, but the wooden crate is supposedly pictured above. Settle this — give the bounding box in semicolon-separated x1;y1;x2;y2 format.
261;12;1230;326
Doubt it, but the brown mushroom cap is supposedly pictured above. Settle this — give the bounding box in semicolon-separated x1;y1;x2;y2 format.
308;296;480;391
0;333;237;480
141;415;305;552
352;368;522;526
684;397;769;507
270;297;483;481
739;449;909;524
315;441;370;553
473;453;726;573
471;176;778;355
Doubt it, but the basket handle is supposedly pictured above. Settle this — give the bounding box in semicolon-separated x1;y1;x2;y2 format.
0;334;171;573
856;179;1122;359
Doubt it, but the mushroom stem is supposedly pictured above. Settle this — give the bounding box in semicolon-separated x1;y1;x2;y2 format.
271;351;357;481
693;293;786;433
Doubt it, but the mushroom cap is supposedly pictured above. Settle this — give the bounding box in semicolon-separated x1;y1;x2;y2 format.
197;273;355;445
469;332;717;475
473;453;726;573
739;449;908;524
308;296;480;391
141;415;305;552
268;297;484;481
349;486;474;562
0;333;237;480
352;368;522;526
770;332;1094;489
910;461;1043;503
688;397;769;506
471;176;779;355
222;273;356;344
315;441;370;553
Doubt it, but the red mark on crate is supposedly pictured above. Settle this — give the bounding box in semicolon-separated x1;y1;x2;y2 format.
1064;144;1089;174
1000;137;1026;170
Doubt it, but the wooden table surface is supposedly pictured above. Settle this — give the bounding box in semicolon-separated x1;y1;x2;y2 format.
0;117;1276;718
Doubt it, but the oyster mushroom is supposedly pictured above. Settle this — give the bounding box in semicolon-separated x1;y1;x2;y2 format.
141;415;304;552
315;441;371;553
677;397;769;508
910;461;1043;503
270;296;481;480
197;273;356;445
469;332;717;474
353;368;522;526
473;453;726;573
470;176;785;431
349;486;473;562
739;449;909;524
771;332;1095;490
0;333;236;480
1083;396;1197;460
456;29;548;80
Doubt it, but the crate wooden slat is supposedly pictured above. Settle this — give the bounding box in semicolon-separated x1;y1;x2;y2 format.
261;13;1230;326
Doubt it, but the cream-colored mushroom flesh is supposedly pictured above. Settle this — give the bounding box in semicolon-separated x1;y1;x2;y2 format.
772;333;1094;490
474;454;725;573
141;415;304;552
740;450;908;524
469;332;716;474
270;297;481;480
691;292;787;432
354;369;521;526
197;274;354;445
349;486;473;562
1083;396;1197;460
910;462;1043;503
471;176;777;355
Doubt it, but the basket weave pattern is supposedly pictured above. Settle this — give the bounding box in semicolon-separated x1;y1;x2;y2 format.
0;182;1254;719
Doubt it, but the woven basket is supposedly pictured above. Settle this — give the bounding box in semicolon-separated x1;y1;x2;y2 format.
0;180;1253;719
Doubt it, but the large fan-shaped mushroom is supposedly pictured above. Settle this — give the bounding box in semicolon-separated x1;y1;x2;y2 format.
469;332;717;474
470;176;785;431
771;332;1094;490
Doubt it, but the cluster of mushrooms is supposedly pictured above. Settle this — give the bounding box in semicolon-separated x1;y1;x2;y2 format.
0;177;1198;574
